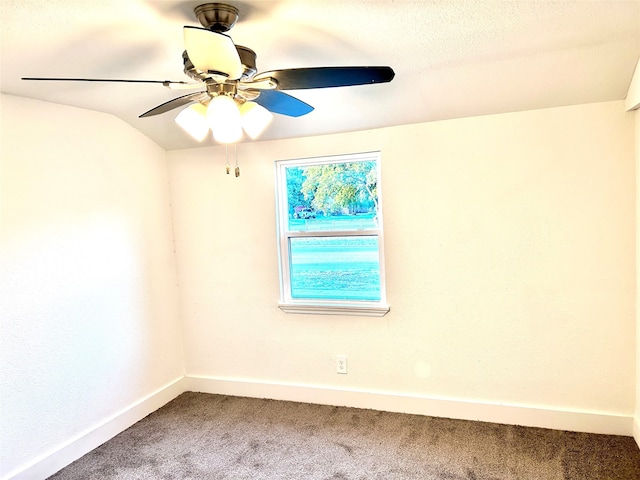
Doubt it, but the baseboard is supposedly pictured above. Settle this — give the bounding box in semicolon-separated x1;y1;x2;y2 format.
3;376;187;480
186;375;633;437
6;375;634;480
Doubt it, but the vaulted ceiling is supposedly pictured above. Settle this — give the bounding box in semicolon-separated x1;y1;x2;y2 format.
1;0;638;151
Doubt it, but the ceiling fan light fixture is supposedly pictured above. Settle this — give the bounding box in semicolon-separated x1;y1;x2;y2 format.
240;101;273;139
207;94;243;143
175;103;209;141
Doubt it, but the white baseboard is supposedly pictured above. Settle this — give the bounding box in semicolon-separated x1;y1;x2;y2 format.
3;376;187;480
6;375;635;479
186;375;634;437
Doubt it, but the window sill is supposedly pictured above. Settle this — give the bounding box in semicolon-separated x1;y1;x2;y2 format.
278;303;390;317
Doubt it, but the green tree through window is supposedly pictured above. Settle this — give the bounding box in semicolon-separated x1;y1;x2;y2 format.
300;161;377;215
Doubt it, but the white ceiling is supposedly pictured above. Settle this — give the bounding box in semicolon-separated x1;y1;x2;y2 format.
1;0;639;151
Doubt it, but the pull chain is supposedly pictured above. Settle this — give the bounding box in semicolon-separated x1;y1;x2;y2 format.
234;144;240;177
225;145;230;174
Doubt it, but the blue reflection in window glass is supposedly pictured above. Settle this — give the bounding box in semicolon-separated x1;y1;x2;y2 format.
289;236;380;301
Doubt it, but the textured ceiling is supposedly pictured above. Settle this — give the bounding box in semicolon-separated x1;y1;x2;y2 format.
1;0;639;150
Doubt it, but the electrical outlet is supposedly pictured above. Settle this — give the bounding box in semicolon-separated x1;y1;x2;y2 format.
336;354;348;374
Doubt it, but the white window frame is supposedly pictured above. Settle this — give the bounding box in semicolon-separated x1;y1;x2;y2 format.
274;152;389;316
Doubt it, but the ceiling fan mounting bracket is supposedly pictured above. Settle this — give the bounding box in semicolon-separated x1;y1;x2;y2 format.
194;3;239;32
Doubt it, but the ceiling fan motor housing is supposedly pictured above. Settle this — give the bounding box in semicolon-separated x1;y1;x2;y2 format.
195;3;239;32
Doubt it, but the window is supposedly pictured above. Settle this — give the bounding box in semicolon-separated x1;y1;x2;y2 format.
275;152;389;316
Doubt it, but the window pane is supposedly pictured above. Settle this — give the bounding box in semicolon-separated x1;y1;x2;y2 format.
285;162;378;232
289;236;380;301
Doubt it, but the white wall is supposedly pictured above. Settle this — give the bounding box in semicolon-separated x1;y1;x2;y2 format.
626;58;640;447
1;95;635;478
169;101;635;434
0;94;184;479
635;108;640;448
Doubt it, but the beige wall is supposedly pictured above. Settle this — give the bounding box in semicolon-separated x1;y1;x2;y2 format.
169;100;635;426
0;94;184;477
1;95;636;477
636;108;640;447
623;57;639;448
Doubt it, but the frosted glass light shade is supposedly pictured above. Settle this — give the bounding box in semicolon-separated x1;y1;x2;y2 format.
207;95;243;143
240;101;273;139
175;104;209;141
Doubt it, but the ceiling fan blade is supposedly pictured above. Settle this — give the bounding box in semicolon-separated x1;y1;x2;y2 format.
183;26;243;80
21;77;192;88
252;66;395;90
139;91;208;118
252;89;314;117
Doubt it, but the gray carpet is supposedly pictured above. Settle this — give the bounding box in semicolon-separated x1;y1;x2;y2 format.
49;392;640;479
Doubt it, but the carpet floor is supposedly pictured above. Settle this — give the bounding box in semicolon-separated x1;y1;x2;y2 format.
49;392;640;479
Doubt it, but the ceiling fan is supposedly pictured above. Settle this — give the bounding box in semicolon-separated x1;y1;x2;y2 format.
22;3;395;144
